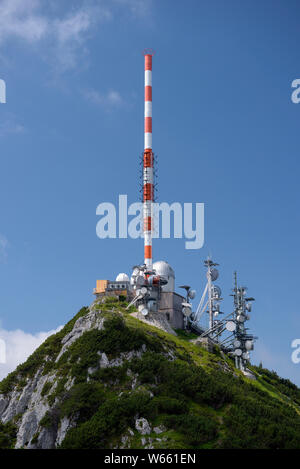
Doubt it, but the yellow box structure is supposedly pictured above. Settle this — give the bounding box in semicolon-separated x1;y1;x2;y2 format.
94;280;108;294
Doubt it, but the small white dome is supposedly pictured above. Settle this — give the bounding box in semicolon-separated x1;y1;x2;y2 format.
116;273;129;282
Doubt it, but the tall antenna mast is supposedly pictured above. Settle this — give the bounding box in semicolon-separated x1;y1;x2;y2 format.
191;257;222;337
143;50;154;270
233;271;237;309
230;273;256;371
204;257;220;330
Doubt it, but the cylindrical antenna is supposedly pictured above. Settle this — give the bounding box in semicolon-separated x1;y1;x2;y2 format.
143;50;154;269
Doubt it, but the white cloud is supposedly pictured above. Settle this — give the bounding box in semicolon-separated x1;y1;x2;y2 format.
0;0;105;71
0;0;48;44
0;0;150;72
55;10;93;44
84;88;124;109
0;325;63;380
50;6;106;72
0;234;9;262
0;119;25;137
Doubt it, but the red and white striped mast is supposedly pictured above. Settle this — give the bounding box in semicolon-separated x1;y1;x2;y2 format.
143;50;154;270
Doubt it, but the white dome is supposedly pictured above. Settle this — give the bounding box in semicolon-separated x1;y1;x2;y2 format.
153;260;175;292
153;260;175;278
116;273;129;282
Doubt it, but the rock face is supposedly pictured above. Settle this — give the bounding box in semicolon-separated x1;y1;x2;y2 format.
130;311;176;336
0;307;120;448
153;425;166;434
56;416;76;447
0;305;153;449
135;417;151;435
1;370;54;448
56;311;105;362
192;336;215;353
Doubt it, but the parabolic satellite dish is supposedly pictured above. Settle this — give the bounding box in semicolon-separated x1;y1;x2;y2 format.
226;321;236;332
211;285;221;298
210;268;219;282
207;268;219;282
135;275;145;287
188;289;196;300
245;340;254;351
138;304;149;316
140;286;148;296
237;314;246;323
183;307;192;317
182;302;192;317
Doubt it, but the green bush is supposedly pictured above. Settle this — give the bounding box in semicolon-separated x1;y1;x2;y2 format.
58;315;163;384
89;364;128;386
153;396;188;415
60;391;154;449
130;351;233;409
0;422;17;449
220;401;300;449
41;381;52;397
163;413;218;446
252;366;300;406
60;382;106;423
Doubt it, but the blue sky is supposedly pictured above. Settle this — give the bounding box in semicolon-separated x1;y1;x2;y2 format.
0;0;299;385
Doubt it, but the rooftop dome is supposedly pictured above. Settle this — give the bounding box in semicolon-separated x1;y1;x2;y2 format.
153;260;175;292
153;260;175;277
115;273;129;282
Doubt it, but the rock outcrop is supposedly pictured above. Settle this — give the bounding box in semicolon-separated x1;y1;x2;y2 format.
0;307;108;448
0;304;156;448
130;311;176;336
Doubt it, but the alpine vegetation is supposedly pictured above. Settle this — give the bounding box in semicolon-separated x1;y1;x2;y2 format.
0;298;299;449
